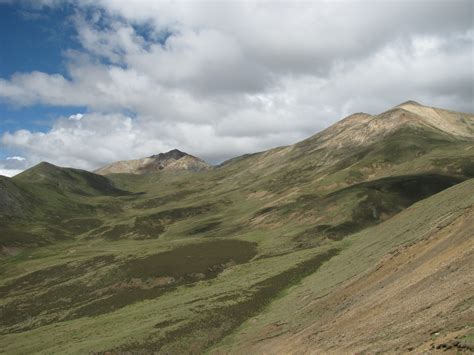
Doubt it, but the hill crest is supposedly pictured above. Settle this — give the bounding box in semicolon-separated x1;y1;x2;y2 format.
306;101;474;150
95;149;211;175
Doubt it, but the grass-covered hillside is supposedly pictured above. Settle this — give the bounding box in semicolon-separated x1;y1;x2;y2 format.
0;102;473;353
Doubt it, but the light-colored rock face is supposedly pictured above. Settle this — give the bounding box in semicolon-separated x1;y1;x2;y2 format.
95;149;211;175
397;101;474;138
303;101;474;151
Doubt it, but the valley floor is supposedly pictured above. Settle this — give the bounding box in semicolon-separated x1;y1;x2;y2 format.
1;180;473;354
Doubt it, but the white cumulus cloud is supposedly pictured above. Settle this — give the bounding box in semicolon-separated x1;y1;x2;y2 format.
6;156;26;161
0;0;472;171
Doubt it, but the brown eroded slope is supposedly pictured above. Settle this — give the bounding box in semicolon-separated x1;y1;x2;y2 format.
279;207;474;353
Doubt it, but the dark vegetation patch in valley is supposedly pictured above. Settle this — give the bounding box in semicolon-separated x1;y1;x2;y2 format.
136;204;213;226
0;222;77;249
0;228;49;249
113;248;340;354
71;239;257;319
101;204;215;240
133;189;201;209
133;215;167;239
126;239;256;280
61;218;104;235
0;240;257;333
0;254;116;297
0;255;116;332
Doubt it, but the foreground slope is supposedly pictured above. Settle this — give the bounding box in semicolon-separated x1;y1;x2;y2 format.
211;180;474;353
0;101;472;353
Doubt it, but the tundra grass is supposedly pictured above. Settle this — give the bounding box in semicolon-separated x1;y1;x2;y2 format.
210;179;474;353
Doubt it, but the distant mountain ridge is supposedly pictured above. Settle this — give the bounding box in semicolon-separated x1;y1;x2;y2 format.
94;149;211;175
298;101;473;153
215;101;474;180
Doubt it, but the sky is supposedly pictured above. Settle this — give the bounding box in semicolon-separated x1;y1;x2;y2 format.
0;0;473;177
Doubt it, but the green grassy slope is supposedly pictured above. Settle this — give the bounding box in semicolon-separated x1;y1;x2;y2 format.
0;103;472;353
13;162;128;197
211;179;474;353
0;176;35;218
1;163;130;249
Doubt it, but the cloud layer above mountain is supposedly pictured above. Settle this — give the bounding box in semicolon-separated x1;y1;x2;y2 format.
1;0;473;174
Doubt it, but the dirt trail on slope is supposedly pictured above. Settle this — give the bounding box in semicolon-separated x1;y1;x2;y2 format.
239;207;474;354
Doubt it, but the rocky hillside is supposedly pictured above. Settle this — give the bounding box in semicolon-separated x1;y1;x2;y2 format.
95;149;211;175
303;101;473;150
217;101;473;179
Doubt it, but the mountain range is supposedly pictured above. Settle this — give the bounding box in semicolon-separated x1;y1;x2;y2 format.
0;101;473;353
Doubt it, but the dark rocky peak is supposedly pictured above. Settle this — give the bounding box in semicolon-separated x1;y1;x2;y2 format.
151;149;187;161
